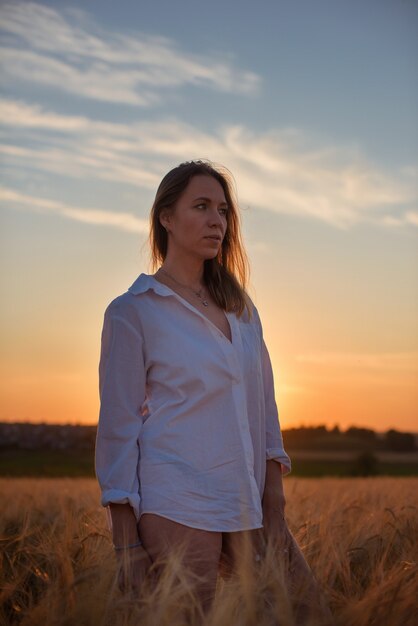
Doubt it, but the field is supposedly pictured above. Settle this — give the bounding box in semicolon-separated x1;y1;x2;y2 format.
0;478;417;625
1;449;417;478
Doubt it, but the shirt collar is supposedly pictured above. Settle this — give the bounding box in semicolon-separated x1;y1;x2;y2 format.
128;273;245;327
128;273;173;297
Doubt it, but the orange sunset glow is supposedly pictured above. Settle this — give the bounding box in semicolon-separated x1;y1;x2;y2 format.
1;2;417;434
1;350;417;432
1;239;417;433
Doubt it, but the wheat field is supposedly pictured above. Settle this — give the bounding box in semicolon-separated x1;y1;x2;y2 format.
1;477;417;626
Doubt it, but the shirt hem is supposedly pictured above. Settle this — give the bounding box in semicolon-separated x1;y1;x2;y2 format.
137;510;264;533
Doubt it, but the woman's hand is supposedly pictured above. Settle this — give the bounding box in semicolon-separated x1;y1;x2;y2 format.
262;492;290;549
115;544;153;595
262;460;290;550
109;503;153;594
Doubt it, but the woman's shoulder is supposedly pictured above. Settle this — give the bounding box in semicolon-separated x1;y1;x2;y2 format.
104;273;155;316
102;273;165;333
103;290;141;328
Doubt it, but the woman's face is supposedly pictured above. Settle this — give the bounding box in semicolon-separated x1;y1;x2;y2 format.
161;174;228;261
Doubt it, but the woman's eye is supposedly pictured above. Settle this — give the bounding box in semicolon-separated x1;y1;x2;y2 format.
219;208;228;216
196;203;206;209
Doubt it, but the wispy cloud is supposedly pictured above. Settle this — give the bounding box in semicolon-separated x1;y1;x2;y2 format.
0;4;415;232
0;186;149;233
405;211;418;226
1;98;416;230
0;1;260;104
0;98;93;131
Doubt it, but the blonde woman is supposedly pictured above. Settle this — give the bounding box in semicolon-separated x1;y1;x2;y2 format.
95;160;325;618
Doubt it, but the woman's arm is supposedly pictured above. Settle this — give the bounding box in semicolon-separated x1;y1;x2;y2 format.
254;308;291;543
109;501;152;595
95;298;154;594
262;461;289;548
95;299;146;536
109;503;141;547
262;459;286;511
261;335;291;474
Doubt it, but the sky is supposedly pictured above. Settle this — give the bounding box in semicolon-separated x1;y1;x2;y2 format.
1;0;417;432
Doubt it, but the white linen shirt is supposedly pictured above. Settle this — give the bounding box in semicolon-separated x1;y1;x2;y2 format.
95;273;291;532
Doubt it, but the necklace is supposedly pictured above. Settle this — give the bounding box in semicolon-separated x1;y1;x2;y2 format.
158;268;209;307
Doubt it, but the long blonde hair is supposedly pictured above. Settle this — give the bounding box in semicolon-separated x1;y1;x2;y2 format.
148;160;252;318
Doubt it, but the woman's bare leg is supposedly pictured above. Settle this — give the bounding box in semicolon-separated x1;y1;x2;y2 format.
220;527;332;625
219;527;265;578
138;513;222;614
281;528;333;625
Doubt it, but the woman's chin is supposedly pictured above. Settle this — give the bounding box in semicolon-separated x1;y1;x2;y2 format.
195;247;220;260
202;251;220;260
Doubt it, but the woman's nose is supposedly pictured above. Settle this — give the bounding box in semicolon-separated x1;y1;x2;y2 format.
208;208;224;228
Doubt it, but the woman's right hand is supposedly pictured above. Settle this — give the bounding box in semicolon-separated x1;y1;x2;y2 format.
115;544;154;595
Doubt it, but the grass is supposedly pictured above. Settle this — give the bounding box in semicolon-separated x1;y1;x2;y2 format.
1;449;417;478
290;458;418;477
0;478;417;625
0;449;94;477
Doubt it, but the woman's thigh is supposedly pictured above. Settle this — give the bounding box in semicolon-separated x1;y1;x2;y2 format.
138;513;222;581
220;527;265;577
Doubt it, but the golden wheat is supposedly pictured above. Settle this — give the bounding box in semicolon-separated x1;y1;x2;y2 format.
0;477;417;625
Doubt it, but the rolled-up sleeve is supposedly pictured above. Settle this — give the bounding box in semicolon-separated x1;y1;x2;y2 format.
261;338;291;474
95;300;146;521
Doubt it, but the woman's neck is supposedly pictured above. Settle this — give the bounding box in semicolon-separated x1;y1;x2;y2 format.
158;255;205;289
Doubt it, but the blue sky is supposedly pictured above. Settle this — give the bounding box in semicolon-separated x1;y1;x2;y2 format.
1;0;417;429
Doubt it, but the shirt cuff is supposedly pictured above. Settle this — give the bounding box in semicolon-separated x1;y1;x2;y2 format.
266;448;292;475
100;489;141;522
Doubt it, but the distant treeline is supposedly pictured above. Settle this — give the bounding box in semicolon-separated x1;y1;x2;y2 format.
283;425;417;452
0;422;96;451
0;422;416;453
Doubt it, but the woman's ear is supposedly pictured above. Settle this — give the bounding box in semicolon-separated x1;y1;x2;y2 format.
159;209;171;233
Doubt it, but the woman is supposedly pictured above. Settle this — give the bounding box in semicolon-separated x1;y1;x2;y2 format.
95;160;324;618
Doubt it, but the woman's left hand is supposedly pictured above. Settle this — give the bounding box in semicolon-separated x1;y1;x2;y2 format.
262;460;290;550
262;494;290;551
